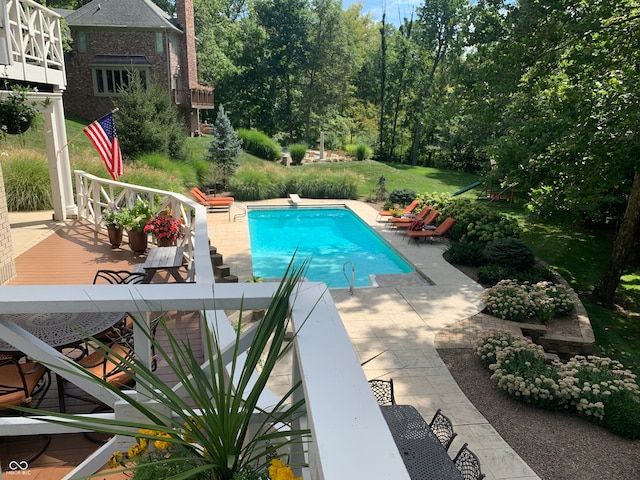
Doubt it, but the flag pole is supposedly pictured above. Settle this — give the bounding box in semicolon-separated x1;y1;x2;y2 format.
57;108;120;154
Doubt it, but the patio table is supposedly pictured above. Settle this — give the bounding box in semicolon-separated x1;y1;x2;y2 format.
0;311;127;352
380;405;463;480
140;246;186;283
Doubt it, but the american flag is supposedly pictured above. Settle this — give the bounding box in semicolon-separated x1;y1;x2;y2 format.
83;112;123;180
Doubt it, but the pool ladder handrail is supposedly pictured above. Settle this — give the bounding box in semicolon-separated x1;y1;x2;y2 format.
342;260;355;295
233;205;247;222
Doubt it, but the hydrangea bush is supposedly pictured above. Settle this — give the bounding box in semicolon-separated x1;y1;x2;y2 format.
482;279;574;323
473;329;640;434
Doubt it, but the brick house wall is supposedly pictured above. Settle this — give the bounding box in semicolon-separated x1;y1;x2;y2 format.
64;28;181;122
0;164;16;285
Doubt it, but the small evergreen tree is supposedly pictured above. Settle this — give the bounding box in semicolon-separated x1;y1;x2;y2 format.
207;105;242;190
115;80;186;160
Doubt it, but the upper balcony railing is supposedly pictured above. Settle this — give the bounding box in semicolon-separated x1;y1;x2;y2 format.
0;0;66;89
173;87;214;109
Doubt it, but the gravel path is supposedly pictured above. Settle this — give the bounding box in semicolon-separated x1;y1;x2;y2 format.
438;348;640;480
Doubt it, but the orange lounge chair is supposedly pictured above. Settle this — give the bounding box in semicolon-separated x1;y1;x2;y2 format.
376;199;420;221
190;187;234;207
405;217;456;242
386;206;432;228
394;209;440;233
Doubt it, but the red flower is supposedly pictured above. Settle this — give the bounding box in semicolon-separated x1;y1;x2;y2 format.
143;216;184;241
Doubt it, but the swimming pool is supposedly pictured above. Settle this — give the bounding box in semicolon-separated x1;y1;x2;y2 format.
248;207;413;288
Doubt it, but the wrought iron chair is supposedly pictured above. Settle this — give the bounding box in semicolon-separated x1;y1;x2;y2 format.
368;379;396;405
453;443;486;480
92;269;147;285
429;408;457;451
0;355;52;464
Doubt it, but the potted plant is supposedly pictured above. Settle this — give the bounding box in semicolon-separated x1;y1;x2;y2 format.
143;215;184;247
122;199;155;254
102;206;128;248
0;84;47;135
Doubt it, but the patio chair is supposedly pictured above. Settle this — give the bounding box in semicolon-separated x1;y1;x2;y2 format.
453;443;486;480
368;379;396;405
386;206;431;229
190;187;234;207
405;217;456;242
394;209;440;233
0;355;52;463
429;408;457;451
92;269;147;285
376;199;419;221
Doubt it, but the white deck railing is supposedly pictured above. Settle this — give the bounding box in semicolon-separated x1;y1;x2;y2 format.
0;174;410;479
2;0;66;89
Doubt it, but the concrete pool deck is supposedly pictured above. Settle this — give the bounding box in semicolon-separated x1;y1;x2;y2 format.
207;199;540;480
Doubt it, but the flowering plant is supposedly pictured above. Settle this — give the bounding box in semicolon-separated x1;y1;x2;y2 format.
482;279;574;323
144;215;184;241
474;329;640;430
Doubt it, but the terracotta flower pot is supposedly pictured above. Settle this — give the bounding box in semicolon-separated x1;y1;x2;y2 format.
157;238;175;247
128;230;148;254
107;226;123;248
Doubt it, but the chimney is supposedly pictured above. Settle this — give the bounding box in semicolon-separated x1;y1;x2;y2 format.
176;0;198;89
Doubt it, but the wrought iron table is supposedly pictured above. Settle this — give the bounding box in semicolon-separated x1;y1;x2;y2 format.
0;311;128;352
140;246;185;283
380;405;464;480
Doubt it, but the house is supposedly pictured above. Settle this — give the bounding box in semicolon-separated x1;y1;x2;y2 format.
62;0;213;136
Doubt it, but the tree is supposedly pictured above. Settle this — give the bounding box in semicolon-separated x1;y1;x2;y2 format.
115;81;186;160
206;104;242;190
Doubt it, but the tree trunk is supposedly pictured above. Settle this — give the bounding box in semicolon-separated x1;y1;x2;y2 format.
592;170;640;306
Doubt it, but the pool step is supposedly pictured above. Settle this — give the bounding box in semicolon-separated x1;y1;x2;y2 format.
209;245;238;283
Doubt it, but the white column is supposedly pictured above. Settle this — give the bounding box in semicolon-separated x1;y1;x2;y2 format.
43;93;76;220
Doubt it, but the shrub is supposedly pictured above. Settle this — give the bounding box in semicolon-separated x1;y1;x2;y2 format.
484;238;535;271
415;192;452;211
439;198;521;244
477;264;513;286
288;144;307;165
444;242;487;267
389;188;416;206
355;144;372;161
1;153;53;210
285;169;360;199
482;279;574;323
115;81;186;160
512;265;557;284
474;330;640;434
604;392;640;439
237;129;282;161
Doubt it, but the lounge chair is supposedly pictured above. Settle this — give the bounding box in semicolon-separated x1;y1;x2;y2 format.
405;217;456;242
376;199;419;221
190;187;234;207
394;209;440;233
386;206;431;229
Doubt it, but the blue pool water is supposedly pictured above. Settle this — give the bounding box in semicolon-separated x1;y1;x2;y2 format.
248;208;413;288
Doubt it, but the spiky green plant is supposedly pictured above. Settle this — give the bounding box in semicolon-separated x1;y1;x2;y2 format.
20;260;311;479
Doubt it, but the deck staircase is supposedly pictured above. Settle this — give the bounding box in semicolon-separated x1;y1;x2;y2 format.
209;245;238;283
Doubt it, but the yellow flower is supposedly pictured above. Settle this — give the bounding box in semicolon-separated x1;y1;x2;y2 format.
128;444;144;459
108;451;123;468
268;458;301;480
138;437;149;451
154;431;172;450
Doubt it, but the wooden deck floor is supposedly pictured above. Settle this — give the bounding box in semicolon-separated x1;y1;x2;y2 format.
5;221;204;478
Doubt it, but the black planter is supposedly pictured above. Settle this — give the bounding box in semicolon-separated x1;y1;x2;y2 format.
5;117;32;135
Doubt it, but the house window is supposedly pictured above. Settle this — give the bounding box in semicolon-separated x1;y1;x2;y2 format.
77;32;86;53
92;67;149;96
155;32;164;53
90;55;152;97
